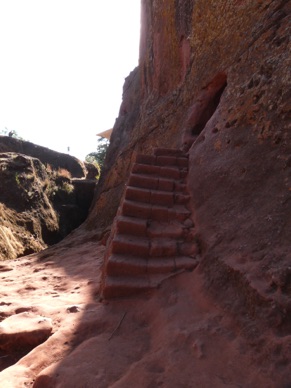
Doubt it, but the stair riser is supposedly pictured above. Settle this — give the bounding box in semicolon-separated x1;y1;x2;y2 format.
125;187;174;207
147;260;176;274
153;148;188;157
122;201;151;219
128;175;188;193
116;218;148;237
128;174;159;190
156;155;188;168
122;200;190;221
111;239;149;257
101;147;196;299
150;241;178;257
132;163;185;180
125;187;151;203
107;259;147;276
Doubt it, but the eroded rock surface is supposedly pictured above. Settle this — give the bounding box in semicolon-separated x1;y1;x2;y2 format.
0;148;97;260
0;0;290;386
84;0;291;384
0;312;52;352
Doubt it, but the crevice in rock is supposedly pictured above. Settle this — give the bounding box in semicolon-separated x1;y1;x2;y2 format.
181;73;227;151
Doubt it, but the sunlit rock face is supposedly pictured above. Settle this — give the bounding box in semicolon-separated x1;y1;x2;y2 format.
0;139;97;259
85;0;291;383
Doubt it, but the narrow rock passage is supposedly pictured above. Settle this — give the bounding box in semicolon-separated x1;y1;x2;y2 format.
102;148;199;298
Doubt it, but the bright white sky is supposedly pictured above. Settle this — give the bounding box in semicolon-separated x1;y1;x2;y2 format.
0;0;140;160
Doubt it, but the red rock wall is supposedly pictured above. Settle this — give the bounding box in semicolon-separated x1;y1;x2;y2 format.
87;0;290;227
50;0;291;383
86;1;290;369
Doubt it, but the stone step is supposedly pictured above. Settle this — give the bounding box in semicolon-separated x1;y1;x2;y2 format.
107;256;174;275
150;238;178;257
111;233;197;258
125;186;190;206
153;148;188;157
174;256;199;271
116;216;148;237
135;153;189;168
106;254;198;277
125;187;174;206
111;234;179;258
116;217;192;240
135;154;156;166
102;256;198;299
127;174;187;193
156;155;189;168
106;254;148;276
127;173;180;191
147;257;176;273
128;173;159;190
102;275;152;299
132;163;187;180
121;200;191;222
147;220;185;239
111;235;149;257
101;147;196;299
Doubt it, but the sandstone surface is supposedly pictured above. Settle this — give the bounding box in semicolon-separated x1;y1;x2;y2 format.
0;143;97;260
0;0;290;387
0;312;52;352
0;136;86;178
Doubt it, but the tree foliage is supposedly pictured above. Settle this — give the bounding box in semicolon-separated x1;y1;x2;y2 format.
85;138;109;168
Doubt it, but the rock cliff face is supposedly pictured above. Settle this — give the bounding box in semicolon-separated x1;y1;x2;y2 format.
0;138;97;259
85;0;290;382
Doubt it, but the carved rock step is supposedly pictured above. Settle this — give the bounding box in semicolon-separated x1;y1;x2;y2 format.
102;275;153;299
116;216;193;239
128;173;187;192
147;220;191;239
110;235;198;258
122;200;191;222
125;186;190;206
103;270;188;299
107;254;148;276
116;216;148;237
103;257;198;299
101;148;195;299
136;154;188;168
132;164;187;180
153;148;188;157
106;254;198;277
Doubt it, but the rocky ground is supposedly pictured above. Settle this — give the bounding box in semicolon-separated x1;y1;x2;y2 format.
0;228;289;387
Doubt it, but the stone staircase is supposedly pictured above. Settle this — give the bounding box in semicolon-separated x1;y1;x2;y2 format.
101;148;199;298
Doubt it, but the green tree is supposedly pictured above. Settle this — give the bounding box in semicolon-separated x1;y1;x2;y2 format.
85;138;109;168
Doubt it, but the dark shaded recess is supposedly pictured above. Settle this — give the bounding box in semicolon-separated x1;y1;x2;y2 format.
51;179;96;241
174;0;194;36
192;80;227;137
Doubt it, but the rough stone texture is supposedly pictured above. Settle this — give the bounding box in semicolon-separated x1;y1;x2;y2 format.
83;0;291;384
0;1;290;386
0;136;86;178
0;153;60;259
101;148;199;298
0;312;52;352
0;151;96;260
